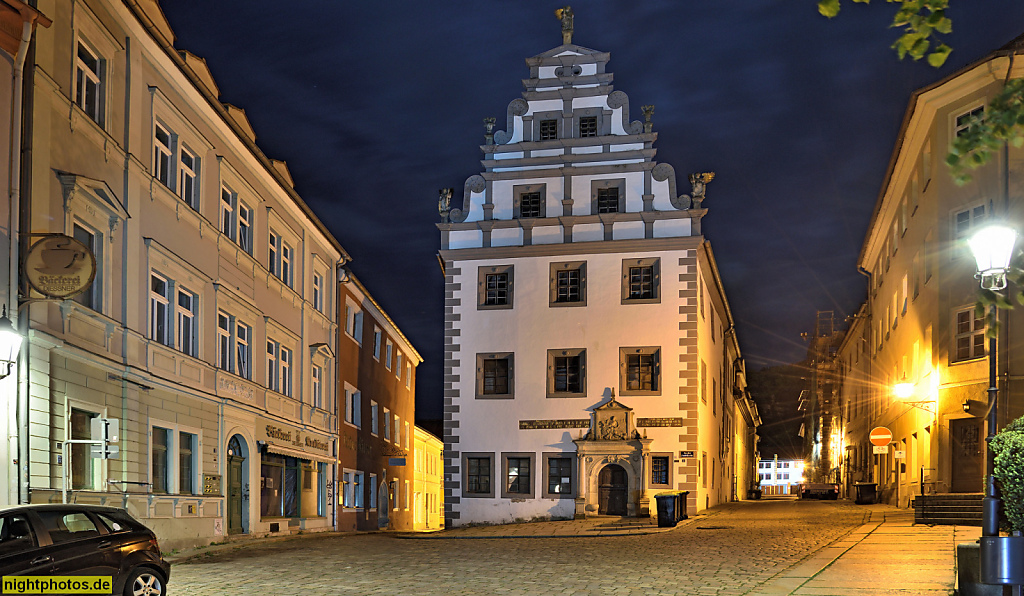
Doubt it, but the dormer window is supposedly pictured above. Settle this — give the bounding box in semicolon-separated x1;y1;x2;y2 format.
579;116;598;138
539;119;558;141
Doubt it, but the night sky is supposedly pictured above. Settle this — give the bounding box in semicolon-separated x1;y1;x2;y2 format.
158;1;1024;420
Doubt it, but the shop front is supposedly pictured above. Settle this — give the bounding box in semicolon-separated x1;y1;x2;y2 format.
256;419;336;533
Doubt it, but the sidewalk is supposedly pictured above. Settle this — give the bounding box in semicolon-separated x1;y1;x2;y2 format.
749;503;980;595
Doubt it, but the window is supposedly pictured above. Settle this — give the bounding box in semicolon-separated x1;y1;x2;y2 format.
313;273;324;313
954;205;986;254
700;360;707;403
549;261;586;306
373;327;382;360
72;223;102;311
37;511;100;545
539;119;558;140
476;353;514;399
75;41;103;124
312;365;323;409
179;431;196;494
954;308;985;361
345;304;364;343
520;192;542;217
514;183;546;219
383;408;391;441
543;455;573;498
596;187;620;214
620;347;660;395
216;313;251;379
547;348;586;398
280;346;292;397
501;453;535;499
0;514;36;555
955;105;985;138
343;470;360;508
396;352;403;379
651;455;670;486
344;387;361;427
385;339;394;370
154;123;173;187
463;453;494;498
394;414;401;447
176;288;196;357
592;179;625;215
477;265;514;310
622;257;661;304
266;339;280;392
70;408;98;490
354;471;364;508
370;401;379;435
579;116;598;138
220;186;235;240
406;363;412;389
178;147;199;209
369;473;378;509
404;421;410;450
269;231;293;287
152;426;171;494
150;274;170;345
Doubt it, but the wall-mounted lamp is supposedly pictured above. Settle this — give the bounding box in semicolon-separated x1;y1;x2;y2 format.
0;306;24;380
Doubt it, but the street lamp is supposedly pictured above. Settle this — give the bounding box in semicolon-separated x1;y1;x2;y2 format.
968;223;1018;538
0;306;23;380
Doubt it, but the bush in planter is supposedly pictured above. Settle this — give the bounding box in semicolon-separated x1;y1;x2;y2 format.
991;415;1024;533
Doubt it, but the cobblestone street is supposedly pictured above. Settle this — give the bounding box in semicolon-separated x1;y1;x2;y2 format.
169;499;892;596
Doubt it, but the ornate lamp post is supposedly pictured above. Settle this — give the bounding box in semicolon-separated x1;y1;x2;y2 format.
967;223;1018;538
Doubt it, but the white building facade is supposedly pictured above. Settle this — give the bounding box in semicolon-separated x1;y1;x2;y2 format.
757;459;805;496
439;26;756;526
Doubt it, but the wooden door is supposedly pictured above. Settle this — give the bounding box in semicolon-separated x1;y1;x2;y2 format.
598;464;627;516
951;418;984;493
228;455;244;534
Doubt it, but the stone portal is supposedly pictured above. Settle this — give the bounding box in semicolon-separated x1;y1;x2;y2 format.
573;397;652;518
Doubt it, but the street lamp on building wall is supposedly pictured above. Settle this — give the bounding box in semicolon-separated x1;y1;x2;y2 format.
968;223;1018;538
0;306;23;380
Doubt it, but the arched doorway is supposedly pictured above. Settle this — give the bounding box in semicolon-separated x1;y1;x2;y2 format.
598;464;628;516
227;435;249;534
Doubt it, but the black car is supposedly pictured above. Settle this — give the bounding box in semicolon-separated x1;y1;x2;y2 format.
0;504;170;596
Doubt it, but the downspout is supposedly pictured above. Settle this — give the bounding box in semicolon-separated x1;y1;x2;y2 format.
11;15;34;505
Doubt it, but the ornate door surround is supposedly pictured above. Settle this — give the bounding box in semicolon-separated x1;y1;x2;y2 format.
573;397;652;518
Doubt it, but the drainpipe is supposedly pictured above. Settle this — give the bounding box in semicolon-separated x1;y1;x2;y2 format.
11;14;34;506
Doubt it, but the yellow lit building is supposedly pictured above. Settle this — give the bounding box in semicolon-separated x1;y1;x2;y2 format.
413;426;443;531
849;35;1024;508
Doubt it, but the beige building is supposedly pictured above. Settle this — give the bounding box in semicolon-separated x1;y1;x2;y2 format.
413;425;442;531
850;35;1024;507
7;0;346;549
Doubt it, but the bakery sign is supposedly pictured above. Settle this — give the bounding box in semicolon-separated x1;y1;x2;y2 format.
259;419;332;460
24;235;96;299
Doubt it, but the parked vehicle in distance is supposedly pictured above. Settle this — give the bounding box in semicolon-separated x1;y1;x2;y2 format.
799;482;840;500
0;504;170;596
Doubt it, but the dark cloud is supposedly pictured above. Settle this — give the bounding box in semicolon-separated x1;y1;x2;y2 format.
159;0;1024;417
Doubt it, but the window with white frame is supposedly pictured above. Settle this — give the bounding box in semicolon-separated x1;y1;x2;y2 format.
178;146;199;209
345;304;363;343
176;288;197;358
269;231;293;287
342;470;356;507
280;346;292;397
150;273;170;346
344;387;361;428
150;423;200;495
154;123;173;188
220;187;253;255
312;365;323;409
955;105;984;138
72;223;103;311
370;401;379;435
954;308;985;361
395;352;403;379
385;339;394;370
394;414;401;446
266;339;280;392
383;408;391;441
313;273;324;313
405;362;412;389
75;40;104;125
373;327;382;360
369;473;377;509
354;471;364;508
404;421;410;450
236;322;251;379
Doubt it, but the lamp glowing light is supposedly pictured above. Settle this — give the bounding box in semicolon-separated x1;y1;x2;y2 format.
893;382;915;399
968;224;1018;290
0;306;22;379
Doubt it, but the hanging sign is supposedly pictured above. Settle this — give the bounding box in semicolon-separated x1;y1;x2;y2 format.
24;235;96;299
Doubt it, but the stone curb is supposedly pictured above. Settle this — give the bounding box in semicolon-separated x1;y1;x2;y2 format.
396;511;718;540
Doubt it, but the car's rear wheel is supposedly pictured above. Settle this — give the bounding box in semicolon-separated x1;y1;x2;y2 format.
124;567;166;596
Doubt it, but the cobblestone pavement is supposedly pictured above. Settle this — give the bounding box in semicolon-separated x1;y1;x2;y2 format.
170;499;874;596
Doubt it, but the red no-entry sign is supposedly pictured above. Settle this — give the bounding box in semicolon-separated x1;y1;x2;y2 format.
870;426;893;447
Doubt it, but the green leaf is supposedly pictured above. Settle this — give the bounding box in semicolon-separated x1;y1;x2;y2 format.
927;43;951;67
818;0;841;17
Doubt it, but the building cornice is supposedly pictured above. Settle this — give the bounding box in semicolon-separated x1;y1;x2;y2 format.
439;235;703;261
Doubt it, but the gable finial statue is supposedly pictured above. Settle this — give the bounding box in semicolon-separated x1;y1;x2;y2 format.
641;105;654;134
555;6;573;45
688;172;715;208
438;188;453;223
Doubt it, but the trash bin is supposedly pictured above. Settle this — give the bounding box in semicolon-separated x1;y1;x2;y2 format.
747;488;762;500
854;482;877;505
655;491;689;527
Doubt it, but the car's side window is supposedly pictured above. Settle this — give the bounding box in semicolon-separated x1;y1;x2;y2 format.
95;513;125;533
36;511;101;544
0;514;37;556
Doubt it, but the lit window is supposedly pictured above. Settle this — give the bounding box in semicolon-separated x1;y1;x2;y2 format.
954;308;985;361
75;41;103;124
